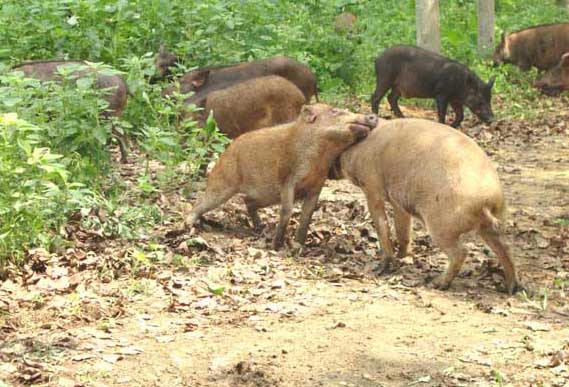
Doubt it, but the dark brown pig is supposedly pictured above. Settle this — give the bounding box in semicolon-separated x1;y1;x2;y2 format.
163;56;319;102
330;118;521;294
154;45;178;78
183;76;305;138
184;104;378;249
534;53;569;96
493;23;569;71
12;60;130;162
371;45;495;128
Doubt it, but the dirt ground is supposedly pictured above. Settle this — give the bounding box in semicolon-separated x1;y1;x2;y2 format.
1;102;568;387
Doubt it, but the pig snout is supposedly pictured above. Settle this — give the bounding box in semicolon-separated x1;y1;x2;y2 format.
365;114;379;128
482;112;495;124
349;114;378;140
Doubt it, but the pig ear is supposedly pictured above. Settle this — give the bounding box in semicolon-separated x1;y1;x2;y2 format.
487;76;496;89
301;105;318;123
561;53;569;67
191;70;210;88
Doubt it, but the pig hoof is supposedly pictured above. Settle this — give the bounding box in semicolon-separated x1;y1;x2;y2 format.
289;241;304;256
272;238;284;250
376;258;396;275
430;276;451;291
506;279;526;295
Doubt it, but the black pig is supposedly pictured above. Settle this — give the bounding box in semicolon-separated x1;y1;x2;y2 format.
371;45;495;128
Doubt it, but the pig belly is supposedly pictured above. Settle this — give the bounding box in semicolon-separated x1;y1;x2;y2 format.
394;77;433;98
242;185;281;208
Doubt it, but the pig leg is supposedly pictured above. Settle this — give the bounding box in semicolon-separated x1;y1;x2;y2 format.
111;124;129;163
185;186;238;229
371;83;390;114
449;102;464;128
435;96;449;125
430;233;466;290
244;198;262;231
273;182;295;249
387;91;404;118
478;226;520;294
294;188;323;245
393;207;412;258
366;193;395;273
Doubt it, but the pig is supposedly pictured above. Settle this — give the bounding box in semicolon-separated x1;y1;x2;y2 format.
154;45;178;79
335;12;357;33
163;56;319;103
184;104;378;249
183;76;306;139
534;52;569;96
11;60;130;162
371;45;495;128
493;23;569;71
329;118;521;294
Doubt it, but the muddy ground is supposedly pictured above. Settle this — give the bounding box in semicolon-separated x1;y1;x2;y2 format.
1;102;568;387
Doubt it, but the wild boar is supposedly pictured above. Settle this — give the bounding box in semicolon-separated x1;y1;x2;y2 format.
534;53;569;96
12;60;130;162
183;76;306;139
163;56;319;103
371;45;495;128
154;45;178;79
493;23;569;71
330;118;521;294
184;104;378;249
335;12;357;33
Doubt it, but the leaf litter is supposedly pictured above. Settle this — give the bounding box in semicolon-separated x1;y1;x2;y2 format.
0;101;568;385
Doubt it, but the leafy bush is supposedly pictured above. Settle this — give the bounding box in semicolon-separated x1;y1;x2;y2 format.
0;113;95;262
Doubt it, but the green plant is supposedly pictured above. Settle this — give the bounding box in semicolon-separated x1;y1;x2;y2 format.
0;113;96;263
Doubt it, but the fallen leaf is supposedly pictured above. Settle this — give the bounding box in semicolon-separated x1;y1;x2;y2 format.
102;354;122;363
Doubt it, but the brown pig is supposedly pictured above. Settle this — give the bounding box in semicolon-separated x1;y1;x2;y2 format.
163;56;319;102
185;104;378;249
534;53;569;96
334;12;357;33
330;118;521;294
493;23;569;71
183;76;306;139
11;60;130;162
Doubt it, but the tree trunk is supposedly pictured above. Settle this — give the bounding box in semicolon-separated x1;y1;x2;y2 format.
477;0;495;57
416;0;441;53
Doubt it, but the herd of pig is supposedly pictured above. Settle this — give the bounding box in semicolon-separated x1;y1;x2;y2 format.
10;22;569;294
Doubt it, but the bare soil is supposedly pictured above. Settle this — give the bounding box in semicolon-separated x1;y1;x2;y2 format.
1;103;568;387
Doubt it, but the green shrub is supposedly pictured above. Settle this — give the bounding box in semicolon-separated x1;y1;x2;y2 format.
0;113;95;262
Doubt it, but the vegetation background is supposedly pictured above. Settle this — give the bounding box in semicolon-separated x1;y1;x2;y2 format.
0;0;567;265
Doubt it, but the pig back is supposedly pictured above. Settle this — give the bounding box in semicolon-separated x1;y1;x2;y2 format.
509;23;569;70
13;61;128;117
209;56;317;102
201;75;305;138
342;119;503;214
13;60;86;82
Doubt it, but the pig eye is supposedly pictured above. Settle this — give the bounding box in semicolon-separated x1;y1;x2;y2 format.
330;108;345;116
